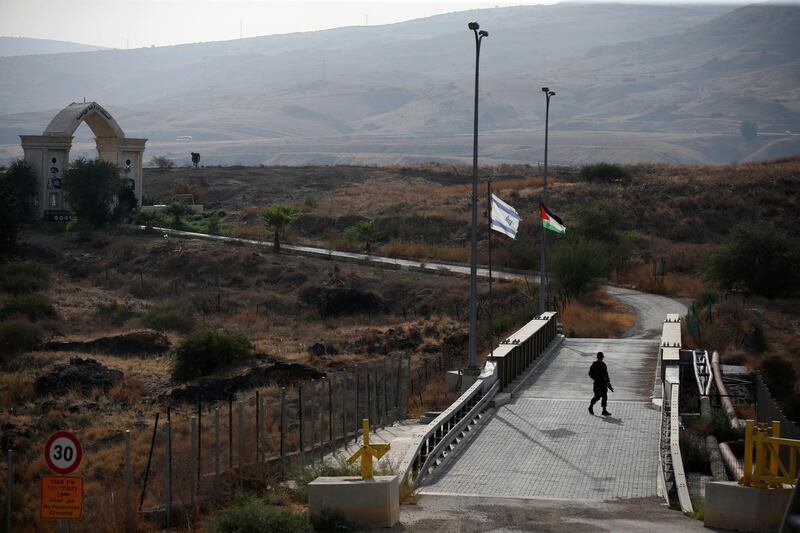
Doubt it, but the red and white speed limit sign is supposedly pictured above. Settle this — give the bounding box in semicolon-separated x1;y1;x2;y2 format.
44;431;83;475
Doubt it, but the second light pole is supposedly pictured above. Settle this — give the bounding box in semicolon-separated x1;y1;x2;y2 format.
466;21;488;376
538;87;555;316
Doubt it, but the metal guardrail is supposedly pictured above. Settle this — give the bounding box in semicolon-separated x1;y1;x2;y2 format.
670;385;694;514
398;313;558;488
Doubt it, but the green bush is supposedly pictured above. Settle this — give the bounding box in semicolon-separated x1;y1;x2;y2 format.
783;396;800;426
550;237;608;298
309;507;354;532
578;162;631;183
760;355;796;400
706;224;800;298
0;294;56;321
0;261;51;293
63;158;121;228
94;301;137;325
172;329;253;382
208;494;311;533
293;459;359;503
142;302;196;332
679;433;710;474
207;212;221;235
0;319;43;357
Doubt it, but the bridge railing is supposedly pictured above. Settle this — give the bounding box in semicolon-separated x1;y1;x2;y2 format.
490;313;558;389
399;312;558;487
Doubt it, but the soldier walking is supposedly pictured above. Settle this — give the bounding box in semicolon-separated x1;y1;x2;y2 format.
588;352;614;416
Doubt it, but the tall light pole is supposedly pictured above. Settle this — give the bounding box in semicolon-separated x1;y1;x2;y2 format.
538;87;555;316
467;22;488;375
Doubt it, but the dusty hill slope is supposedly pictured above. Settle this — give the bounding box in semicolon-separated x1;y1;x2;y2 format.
0;36;107;57
1;3;799;165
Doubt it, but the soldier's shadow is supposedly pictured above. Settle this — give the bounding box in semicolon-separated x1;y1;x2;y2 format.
600;416;623;426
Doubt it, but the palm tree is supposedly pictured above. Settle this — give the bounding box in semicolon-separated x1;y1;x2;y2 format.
261;204;299;253
165;201;191;229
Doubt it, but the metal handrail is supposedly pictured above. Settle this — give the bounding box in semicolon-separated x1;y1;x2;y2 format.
414;380;500;485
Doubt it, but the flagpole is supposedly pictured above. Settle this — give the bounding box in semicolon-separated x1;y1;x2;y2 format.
487;179;494;361
539;87;555;316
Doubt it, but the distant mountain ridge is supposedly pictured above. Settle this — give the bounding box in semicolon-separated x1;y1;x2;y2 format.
0;36;107;57
0;3;798;166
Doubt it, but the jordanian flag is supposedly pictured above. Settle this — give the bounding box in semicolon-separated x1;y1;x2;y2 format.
539;202;566;234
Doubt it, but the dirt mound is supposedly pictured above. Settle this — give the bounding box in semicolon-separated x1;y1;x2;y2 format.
170;359;326;402
35;357;124;394
300;285;386;316
44;330;170;355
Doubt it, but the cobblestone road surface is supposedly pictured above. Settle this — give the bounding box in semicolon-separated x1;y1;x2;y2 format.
419;338;661;501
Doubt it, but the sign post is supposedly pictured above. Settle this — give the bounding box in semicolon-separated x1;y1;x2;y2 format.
42;431;84;526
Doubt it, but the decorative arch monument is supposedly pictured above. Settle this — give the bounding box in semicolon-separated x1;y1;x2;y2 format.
20;101;147;221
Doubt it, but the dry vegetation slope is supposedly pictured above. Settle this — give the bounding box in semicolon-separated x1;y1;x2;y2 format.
0;227;539;530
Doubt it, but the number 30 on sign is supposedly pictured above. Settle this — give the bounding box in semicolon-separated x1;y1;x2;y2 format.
44;431;83;475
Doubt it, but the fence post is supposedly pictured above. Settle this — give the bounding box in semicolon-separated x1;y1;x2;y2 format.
164;420;172;529
213;407;221;505
190;416;198;518
355;371;360;442
6;449;12;533
280;387;286;477
125;431;133;533
299;384;305;468
341;377;347;451
367;371;372;431
383;359;389;427
310;383;317;463
237;400;244;482
255;390;261;465
197;400;202;483
227;396;233;470
395;357;402;418
328;378;334;457
139;412;159;511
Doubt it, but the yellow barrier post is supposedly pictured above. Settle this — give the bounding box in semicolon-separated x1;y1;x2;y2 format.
347;419;390;479
770;421;780;477
741;420;754;486
740;419;800;488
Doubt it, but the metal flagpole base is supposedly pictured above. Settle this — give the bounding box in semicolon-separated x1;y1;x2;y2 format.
460;367;482;393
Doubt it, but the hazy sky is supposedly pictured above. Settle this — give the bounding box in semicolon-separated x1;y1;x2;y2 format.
0;0;766;49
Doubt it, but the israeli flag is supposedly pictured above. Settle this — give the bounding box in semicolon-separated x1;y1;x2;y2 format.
490;193;522;239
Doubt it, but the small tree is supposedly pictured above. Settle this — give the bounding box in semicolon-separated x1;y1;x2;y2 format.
113;185;139;223
261;204;299;253
164;202;191;229
706;224;800;298
63;158;121;228
344;220;380;253
150;156;175;169
550;237;609;299
0;160;37;250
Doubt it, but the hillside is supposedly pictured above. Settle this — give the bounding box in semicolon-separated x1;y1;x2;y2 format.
0;36;107;57
1;3;799;165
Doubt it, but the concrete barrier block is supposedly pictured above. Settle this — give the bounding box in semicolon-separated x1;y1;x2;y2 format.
491;392;511;408
704;481;792;533
309;475;399;528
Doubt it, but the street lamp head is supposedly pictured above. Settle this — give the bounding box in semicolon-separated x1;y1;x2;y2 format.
478;30;489;37
468;22;480;30
549;91;556;96
541;87;549;93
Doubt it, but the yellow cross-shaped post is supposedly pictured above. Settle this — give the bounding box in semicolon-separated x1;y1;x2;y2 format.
347;419;390;479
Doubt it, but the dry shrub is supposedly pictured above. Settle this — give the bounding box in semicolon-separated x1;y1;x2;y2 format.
378;239;469;264
0;319;43;357
230;224;264;239
560;289;636;338
0;372;33;404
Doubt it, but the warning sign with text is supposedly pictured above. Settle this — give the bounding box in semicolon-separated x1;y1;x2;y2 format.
40;476;83;520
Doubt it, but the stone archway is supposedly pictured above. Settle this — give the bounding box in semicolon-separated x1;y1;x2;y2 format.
19;102;147;221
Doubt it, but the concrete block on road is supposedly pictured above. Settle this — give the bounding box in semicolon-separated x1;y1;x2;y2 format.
704;481;792;533
309;475;399;528
491;392;511;408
